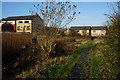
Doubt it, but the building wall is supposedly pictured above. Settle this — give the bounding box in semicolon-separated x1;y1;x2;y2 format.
1;18;42;33
64;29;107;37
77;30;89;35
32;16;43;33
16;20;32;33
91;30;106;37
2;21;15;24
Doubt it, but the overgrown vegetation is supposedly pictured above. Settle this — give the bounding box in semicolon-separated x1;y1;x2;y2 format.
99;3;120;78
15;40;90;78
88;39;103;78
2;31;90;79
88;17;120;78
3;1;120;79
100;17;120;78
29;1;81;61
88;3;120;78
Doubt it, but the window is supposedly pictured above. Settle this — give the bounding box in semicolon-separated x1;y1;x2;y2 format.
77;30;79;32
18;21;23;23
17;26;21;30
27;26;30;30
24;21;29;23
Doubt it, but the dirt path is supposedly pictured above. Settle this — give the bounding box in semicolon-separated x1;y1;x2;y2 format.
70;44;92;78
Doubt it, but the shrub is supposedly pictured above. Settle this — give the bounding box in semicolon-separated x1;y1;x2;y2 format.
68;29;81;37
99;17;120;78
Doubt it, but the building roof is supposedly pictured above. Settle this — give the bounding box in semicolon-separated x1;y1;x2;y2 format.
2;14;43;21
70;26;91;30
91;26;107;30
70;26;107;30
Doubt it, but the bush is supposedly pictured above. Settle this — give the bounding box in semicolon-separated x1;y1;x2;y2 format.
99;17;120;78
68;30;81;37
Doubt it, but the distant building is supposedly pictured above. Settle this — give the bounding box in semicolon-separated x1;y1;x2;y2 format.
64;26;107;37
91;26;107;37
70;26;91;36
1;14;43;33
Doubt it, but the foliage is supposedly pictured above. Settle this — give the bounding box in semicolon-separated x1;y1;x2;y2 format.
89;29;120;78
91;2;120;78
95;12;120;78
30;1;79;59
31;1;78;28
88;41;101;78
68;29;81;37
16;40;90;78
101;17;120;78
45;41;90;78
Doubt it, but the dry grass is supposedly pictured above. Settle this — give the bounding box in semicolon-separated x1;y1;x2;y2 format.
15;39;90;78
93;37;104;44
2;33;91;79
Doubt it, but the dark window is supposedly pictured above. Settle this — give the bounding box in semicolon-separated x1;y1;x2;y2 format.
18;21;23;23
27;26;30;30
25;21;29;23
77;30;79;32
4;22;8;24
17;26;21;30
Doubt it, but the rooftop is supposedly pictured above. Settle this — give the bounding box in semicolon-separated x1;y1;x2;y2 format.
70;26;91;30
70;26;107;30
2;14;42;21
91;26;107;30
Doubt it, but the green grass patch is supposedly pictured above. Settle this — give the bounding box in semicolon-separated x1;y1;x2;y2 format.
89;41;101;78
89;40;120;78
45;41;91;78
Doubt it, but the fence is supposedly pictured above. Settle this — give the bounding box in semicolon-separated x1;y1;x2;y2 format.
2;32;33;54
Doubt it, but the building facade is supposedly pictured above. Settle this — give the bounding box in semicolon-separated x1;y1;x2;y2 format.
91;26;107;37
1;14;43;33
70;26;91;36
64;26;107;37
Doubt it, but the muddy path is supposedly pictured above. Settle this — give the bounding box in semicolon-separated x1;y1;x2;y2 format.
70;44;92;78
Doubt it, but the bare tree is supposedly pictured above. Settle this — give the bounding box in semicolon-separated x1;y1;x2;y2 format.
30;0;80;59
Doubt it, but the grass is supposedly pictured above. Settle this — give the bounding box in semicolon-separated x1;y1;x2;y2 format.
15;37;90;79
45;40;91;78
88;39;119;78
88;41;101;78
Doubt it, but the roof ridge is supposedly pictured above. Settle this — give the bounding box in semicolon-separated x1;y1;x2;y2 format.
7;15;35;18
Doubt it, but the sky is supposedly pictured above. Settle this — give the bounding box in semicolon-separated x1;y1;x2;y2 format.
1;2;117;28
